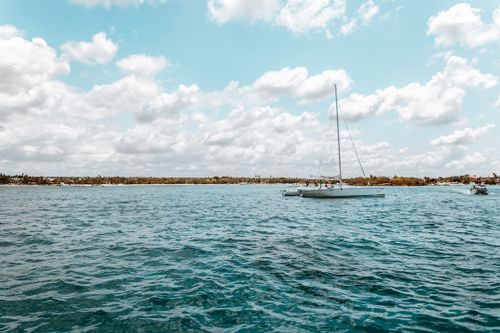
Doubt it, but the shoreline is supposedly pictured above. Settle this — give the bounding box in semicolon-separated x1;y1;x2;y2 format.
1;183;498;188
2;174;499;187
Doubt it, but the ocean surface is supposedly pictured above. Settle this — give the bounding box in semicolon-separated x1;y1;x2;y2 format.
1;185;499;332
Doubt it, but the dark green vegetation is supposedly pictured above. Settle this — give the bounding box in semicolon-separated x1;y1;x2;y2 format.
1;173;499;186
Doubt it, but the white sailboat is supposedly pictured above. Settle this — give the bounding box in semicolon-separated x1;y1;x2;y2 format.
284;84;384;198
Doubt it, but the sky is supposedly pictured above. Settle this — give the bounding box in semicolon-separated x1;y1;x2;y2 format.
0;0;499;177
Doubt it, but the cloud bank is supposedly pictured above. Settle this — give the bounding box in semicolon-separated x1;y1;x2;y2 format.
1;20;498;177
208;0;381;37
339;56;497;125
427;3;500;48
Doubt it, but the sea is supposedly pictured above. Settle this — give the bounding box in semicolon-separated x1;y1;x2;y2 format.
1;185;499;332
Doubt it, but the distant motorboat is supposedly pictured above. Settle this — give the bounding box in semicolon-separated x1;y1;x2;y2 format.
282;84;384;199
470;184;488;195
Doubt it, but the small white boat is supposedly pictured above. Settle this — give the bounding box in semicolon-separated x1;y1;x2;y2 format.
281;188;302;196
470;184;488;195
281;185;321;196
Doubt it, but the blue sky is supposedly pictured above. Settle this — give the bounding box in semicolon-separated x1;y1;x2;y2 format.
0;0;499;177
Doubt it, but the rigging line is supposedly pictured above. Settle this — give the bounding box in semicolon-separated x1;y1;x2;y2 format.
338;103;366;178
315;107;335;178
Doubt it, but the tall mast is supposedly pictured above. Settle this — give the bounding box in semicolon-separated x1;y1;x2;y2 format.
334;84;342;182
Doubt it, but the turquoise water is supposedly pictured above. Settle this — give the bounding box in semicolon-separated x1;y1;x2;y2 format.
1;185;499;332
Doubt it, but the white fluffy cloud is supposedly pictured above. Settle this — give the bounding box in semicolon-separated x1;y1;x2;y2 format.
0;24;338;176
136;85;199;122
431;124;495;145
117;54;168;77
208;0;348;35
1;24;498;177
0;25;70;119
339;56;497;125
358;0;379;25
208;0;382;36
0;24;21;39
340;19;357;35
194;105;329;176
338;0;379;35
116;121;186;155
247;67;352;103
86;75;162;116
71;0;167;8
427;3;500;48
61;32;117;65
0;26;121;171
108;104;330;176
133;66;352;123
207;0;280;23
80;55;169;117
445;152;486;170
276;0;346;34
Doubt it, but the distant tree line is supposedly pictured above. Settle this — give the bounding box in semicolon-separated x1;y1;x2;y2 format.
1;173;499;186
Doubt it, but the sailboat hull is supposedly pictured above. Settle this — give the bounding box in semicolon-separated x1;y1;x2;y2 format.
300;187;384;198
